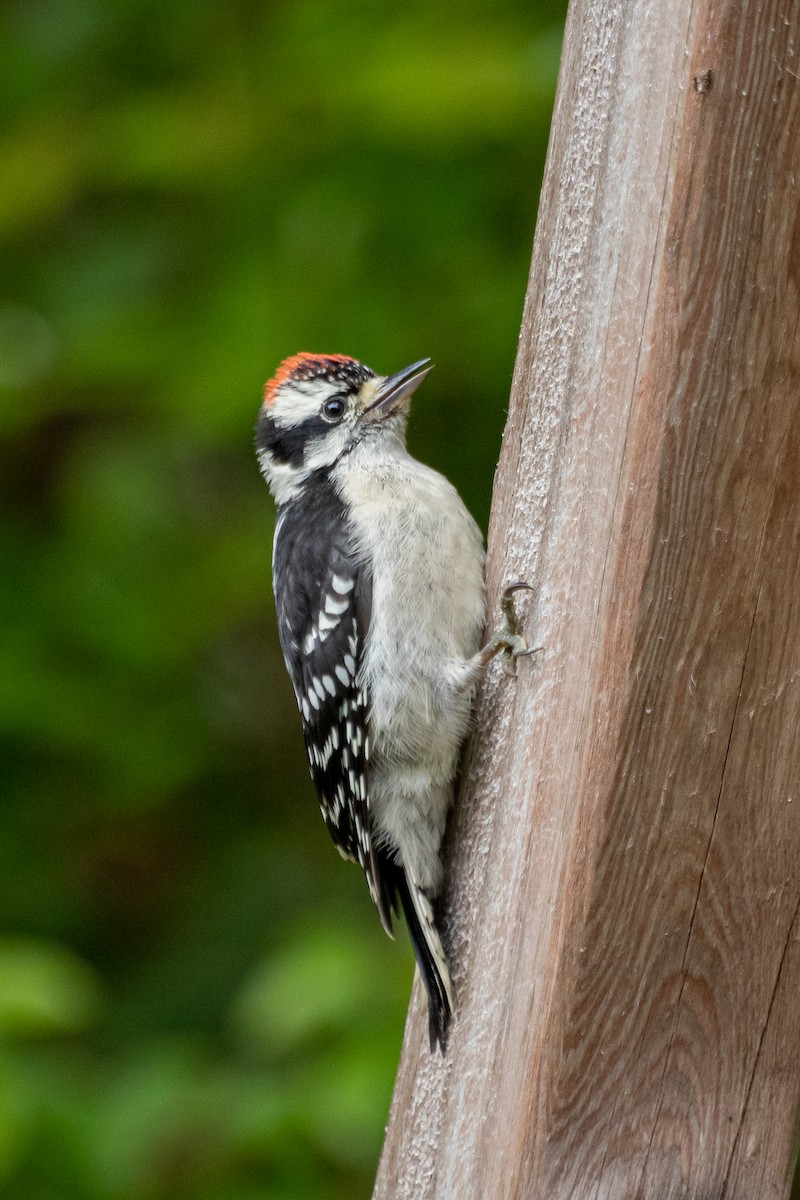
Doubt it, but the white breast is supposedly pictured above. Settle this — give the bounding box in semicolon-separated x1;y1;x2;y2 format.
334;433;486;779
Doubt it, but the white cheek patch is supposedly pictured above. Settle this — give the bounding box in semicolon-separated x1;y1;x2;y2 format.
304;426;353;473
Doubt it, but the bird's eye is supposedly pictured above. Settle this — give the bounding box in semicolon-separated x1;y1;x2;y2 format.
322;396;347;422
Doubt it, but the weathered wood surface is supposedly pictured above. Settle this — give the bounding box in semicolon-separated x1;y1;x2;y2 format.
373;1;800;1197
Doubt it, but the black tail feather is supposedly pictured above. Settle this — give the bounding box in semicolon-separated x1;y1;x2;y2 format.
392;868;452;1052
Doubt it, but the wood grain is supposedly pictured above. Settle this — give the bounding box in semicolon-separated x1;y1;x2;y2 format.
373;1;800;1197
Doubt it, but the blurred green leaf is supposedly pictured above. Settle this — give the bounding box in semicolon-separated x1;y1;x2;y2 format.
0;939;103;1036
0;117;87;236
292;1034;398;1170
230;921;407;1057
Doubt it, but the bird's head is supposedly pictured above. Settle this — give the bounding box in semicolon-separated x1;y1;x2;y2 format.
256;353;432;503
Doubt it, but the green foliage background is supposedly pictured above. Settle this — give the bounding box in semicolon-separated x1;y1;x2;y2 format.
0;1;565;1196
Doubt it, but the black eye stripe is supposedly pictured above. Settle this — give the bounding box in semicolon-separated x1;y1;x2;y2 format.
256;408;334;466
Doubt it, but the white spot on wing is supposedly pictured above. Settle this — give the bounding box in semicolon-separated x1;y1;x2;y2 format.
324;593;349;616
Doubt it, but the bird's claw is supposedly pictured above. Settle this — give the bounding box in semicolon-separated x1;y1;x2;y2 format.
491;582;542;676
500;581;534;637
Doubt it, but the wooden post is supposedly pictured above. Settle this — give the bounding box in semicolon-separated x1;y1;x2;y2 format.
373;1;800;1197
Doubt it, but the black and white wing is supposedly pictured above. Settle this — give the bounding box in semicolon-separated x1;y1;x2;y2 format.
272;489;392;933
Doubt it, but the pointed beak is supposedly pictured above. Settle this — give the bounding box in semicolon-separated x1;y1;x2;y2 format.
363;358;433;418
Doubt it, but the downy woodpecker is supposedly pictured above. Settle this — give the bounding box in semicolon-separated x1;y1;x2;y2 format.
256;353;532;1049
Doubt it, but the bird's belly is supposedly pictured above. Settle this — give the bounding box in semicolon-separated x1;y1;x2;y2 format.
338;450;487;780
368;675;474;780
362;515;484;777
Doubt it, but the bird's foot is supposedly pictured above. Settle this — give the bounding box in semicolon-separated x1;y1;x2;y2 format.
484;582;542;677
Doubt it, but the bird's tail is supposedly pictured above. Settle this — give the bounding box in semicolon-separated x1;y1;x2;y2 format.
395;869;453;1051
